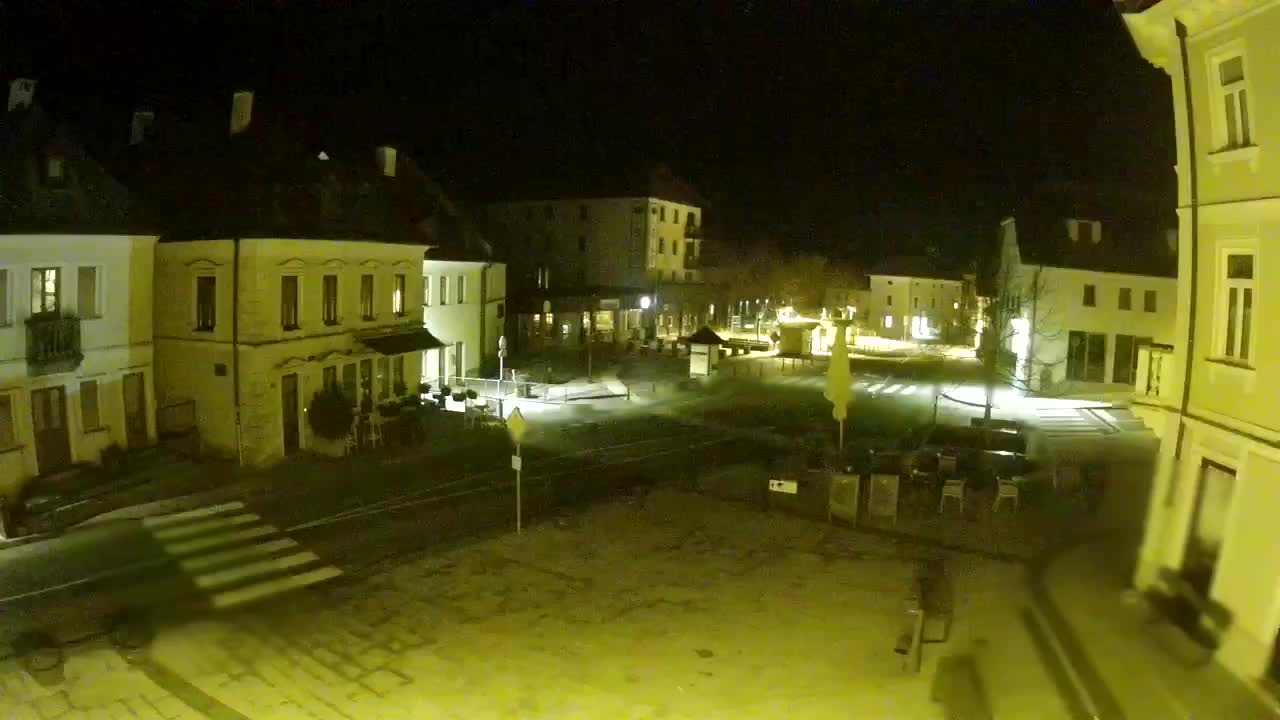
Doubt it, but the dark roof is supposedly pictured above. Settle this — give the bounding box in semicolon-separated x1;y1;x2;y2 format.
0;103;145;234
687;326;725;345
868;255;963;281
1013;215;1176;277
486;163;706;208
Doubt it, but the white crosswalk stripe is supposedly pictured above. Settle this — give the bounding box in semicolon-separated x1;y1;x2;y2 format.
142;501;341;610
1033;408;1114;438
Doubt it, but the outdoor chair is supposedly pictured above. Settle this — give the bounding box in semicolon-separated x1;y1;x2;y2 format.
368;413;384;449
939;478;965;513
993;477;1020;513
344;418;359;456
938;452;958;477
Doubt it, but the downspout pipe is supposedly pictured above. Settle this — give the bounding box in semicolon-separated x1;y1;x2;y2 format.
233;237;244;467
1173;18;1200;464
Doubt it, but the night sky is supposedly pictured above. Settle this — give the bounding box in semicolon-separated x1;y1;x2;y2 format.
5;0;1173;263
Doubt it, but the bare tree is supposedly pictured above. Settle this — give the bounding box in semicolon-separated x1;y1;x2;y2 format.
977;261;1064;421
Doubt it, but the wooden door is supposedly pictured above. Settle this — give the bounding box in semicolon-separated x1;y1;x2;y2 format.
281;374;300;455
31;386;71;474
122;372;148;449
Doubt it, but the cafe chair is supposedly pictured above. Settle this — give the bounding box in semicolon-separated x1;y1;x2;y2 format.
993;477;1020;513
939;478;965;513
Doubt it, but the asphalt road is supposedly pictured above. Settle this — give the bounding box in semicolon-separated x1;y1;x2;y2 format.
0;411;753;657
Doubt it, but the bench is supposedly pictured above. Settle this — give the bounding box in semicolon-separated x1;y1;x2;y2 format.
1150;567;1232;661
895;558;954;672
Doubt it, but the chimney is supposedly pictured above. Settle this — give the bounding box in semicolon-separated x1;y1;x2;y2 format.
229;90;253;135
130;107;154;145
7;78;35;112
375;146;397;177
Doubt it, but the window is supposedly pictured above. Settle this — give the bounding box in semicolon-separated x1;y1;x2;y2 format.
281;275;299;329
393;354;405;393
342;363;358;406
0;394;13;448
440;275;449;306
1144;289;1157;313
688;212;697;226
659;206;666;222
912;297;919;309
883;315;893;329
1221;252;1255;361
1066;331;1107;382
322;274;339;325
673;209;680;224
685;271;693;282
1217;55;1251;149
46;155;64;184
393;273;406;316
1113;334;1153;385
497;303;505;319
886;295;892;307
195;275;216;330
578;236;587;252
80;380;100;430
1078;221;1094;245
0;268;8;326
377;357;390;399
31;267;60;314
456;275;466;304
322;365;337;391
1183;460;1236;597
77;266;99;318
454;341;464;378
423;275;432;307
1119;288;1132;311
1082;284;1096;307
579;205;588;220
360;274;374;320
685;241;694;257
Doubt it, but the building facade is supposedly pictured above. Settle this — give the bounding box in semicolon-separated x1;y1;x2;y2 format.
995;214;1177;393
1121;0;1280;687
484;166;718;349
865;257;967;343
422;257;506;386
0;81;157;501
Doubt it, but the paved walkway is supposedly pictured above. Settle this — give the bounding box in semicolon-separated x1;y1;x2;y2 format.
1034;537;1280;719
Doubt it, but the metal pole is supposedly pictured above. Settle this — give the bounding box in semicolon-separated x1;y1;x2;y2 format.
516;442;523;534
839;418;844;457
498;352;504;417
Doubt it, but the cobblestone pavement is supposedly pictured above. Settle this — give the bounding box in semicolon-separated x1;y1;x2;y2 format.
2;489;1072;719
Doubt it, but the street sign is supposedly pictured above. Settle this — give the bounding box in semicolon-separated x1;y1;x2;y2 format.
506;407;528;444
768;479;799;494
511;455;522;471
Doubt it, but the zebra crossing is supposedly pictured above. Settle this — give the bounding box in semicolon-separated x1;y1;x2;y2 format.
1032;407;1115;438
141;501;342;610
765;374;931;397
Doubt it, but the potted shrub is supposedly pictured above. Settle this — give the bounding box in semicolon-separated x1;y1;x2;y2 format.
393;380;408;398
418;382;432;402
465;389;478;401
437;385;451;409
451;388;467;402
308;385;355;456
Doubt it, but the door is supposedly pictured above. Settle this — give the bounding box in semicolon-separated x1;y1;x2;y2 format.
31;386;71;475
122;372;148;449
281;373;300;455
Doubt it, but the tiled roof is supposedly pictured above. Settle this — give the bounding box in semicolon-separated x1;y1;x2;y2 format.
868;255;964;281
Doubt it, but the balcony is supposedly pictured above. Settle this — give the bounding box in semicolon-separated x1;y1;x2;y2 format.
26;314;83;375
684;223;702;239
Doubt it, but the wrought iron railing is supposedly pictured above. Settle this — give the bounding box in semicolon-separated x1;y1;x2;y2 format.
25;314;82;372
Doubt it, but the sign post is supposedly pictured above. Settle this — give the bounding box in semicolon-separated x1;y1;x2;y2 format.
497;335;507;417
506;407;529;534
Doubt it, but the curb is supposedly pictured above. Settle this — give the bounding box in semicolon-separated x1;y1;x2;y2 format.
1025;535;1128;720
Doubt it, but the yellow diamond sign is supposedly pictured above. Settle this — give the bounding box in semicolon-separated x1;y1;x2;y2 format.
506;407;529;444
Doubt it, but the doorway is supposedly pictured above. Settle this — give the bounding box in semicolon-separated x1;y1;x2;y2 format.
122;372;148;449
281;373;300;455
1182;459;1235;597
31;386;71;474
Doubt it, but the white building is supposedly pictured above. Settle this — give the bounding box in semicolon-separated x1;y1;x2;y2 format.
994;211;1177;393
1120;0;1280;686
866;257;968;343
143;93;433;466
0;81;157;502
421;256;506;387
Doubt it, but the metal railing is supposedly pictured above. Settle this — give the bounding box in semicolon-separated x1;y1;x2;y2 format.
26;314;82;372
430;375;579;405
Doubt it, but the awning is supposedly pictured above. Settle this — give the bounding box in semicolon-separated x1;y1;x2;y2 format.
360;328;445;355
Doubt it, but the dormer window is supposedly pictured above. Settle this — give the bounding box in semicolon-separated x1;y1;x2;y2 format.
1067;218;1101;244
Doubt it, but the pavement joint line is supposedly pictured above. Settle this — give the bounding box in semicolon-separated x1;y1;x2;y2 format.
140;501;246;528
151;513;260;541
129;656;254;720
